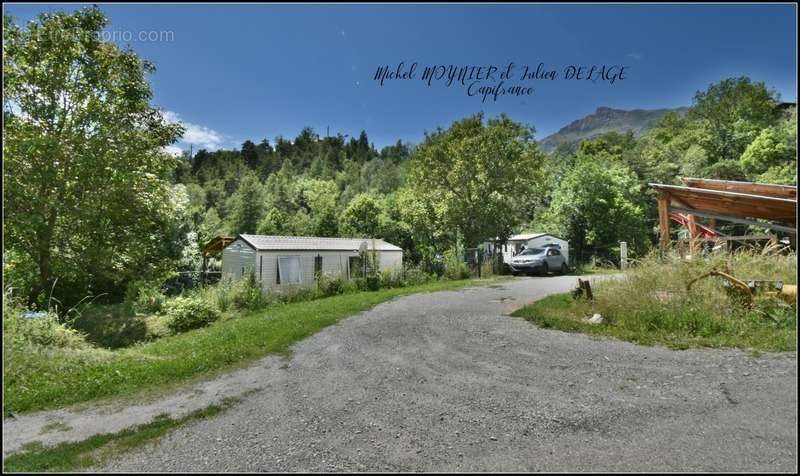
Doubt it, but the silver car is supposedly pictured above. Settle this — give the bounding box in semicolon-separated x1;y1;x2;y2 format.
509;247;568;276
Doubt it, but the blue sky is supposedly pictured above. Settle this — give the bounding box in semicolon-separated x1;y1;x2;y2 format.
4;3;797;152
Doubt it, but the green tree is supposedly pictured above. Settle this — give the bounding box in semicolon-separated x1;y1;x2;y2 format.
541;158;648;262
688;77;781;166
740;108;797;184
198;207;225;245
257;208;289;235
406;114;545;247
339;193;383;238
395;187;446;266
296;178;339;236
241;140;259;169
225;172;266;234
3;8;184;304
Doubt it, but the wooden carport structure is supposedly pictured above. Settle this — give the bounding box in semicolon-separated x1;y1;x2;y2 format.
649;178;797;251
201;235;236;285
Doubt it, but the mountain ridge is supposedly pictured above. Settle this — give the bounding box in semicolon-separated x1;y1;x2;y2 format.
539;106;689;152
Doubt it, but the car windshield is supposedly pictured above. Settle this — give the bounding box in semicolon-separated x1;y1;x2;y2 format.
519;248;545;256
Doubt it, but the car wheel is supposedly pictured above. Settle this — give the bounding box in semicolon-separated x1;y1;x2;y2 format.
540;263;549;276
560;263;568;275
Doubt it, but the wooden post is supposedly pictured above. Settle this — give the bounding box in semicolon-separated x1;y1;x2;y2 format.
201;253;207;287
657;193;671;251
686;213;698;256
577;279;594;300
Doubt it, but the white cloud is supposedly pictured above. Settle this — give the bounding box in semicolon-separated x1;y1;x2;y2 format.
162;110;226;151
163;145;184;157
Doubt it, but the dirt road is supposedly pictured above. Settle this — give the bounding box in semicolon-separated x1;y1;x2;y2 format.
92;276;797;472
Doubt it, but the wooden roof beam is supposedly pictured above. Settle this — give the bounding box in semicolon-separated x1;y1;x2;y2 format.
669;206;796;234
679;177;797;199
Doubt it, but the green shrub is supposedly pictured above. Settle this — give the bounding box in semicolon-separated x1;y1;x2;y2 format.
164;296;220;333
143;314;173;340
480;259;495;277
355;275;381;291
443;246;470;280
377;266;435;288
208;277;234;313
266;285;318;304
3;292;89;350
317;272;346;296
198;274;266;313
402;266;435;286
124;280;167;314
378;268;406;288
2;250;38;303
231;271;268;311
340;279;360;294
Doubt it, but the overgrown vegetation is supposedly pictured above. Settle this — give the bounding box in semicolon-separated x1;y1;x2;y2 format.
3;300;90;351
3;277;503;415
2;6;797;421
3;399;239;472
511;250;796;351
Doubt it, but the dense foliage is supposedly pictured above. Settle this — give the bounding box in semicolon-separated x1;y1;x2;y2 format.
163;296;220;333
3;8;184;307
3;8;797;310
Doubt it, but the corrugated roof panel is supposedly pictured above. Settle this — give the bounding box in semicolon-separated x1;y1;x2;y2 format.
238;234;403;251
508;233;547;241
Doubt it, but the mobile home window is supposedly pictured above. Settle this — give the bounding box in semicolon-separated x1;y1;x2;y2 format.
349;256;363;279
314;255;323;279
278;256;301;284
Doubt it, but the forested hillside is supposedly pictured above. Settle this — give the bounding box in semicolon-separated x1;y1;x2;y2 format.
3;8;797;310
174;77;796;271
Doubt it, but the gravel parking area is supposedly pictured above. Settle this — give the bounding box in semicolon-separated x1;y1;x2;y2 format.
96;275;796;472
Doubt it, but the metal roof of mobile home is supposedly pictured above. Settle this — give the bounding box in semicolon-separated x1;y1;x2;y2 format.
506;233;566;242
237;234;403;252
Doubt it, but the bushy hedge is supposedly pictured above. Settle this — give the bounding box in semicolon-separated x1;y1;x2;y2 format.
164;296;221;333
316;272;346;297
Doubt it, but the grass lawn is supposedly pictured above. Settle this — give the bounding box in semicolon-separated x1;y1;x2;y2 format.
70;303;157;349
511;252;796;352
3;399;239;472
4;278;503;415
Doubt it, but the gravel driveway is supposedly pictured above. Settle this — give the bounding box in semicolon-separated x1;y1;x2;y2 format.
100;276;797;472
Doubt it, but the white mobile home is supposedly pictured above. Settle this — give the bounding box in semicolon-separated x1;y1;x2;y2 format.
221;234;403;293
489;233;570;264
